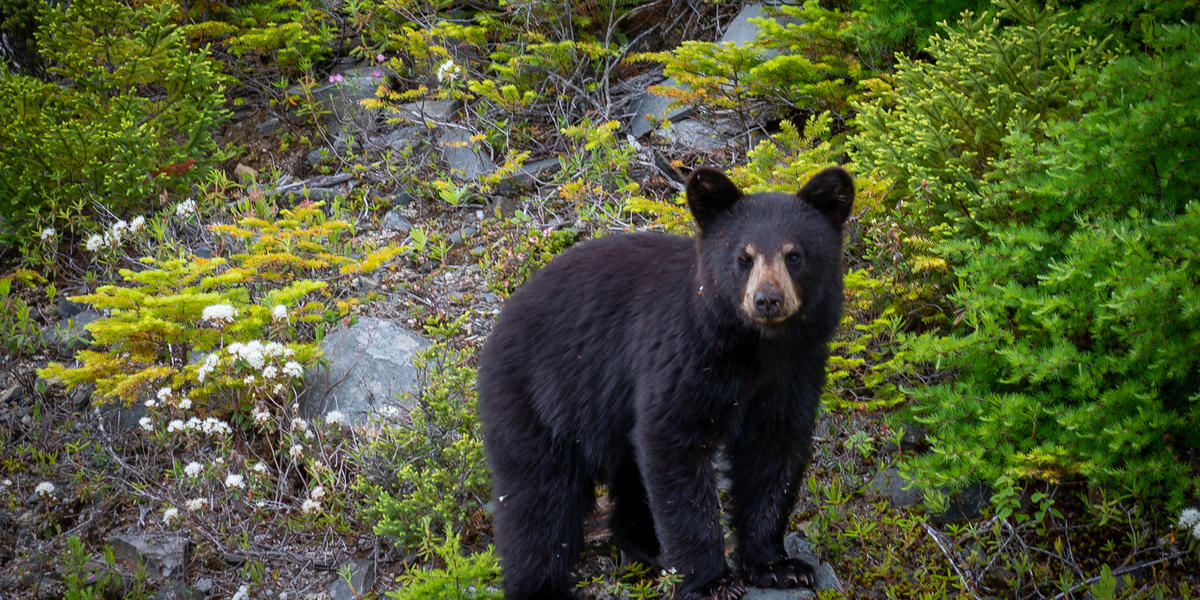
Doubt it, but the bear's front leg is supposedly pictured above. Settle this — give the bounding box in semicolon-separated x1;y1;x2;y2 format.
727;394;817;589
636;424;742;600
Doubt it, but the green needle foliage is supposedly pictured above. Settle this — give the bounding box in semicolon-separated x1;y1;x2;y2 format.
891;18;1200;508
0;0;228;248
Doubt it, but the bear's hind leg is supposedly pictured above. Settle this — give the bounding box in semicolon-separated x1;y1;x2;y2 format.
607;455;661;565
489;431;592;600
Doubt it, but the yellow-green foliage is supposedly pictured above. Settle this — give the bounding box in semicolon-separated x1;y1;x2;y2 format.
181;0;335;74
634;1;866;122
39;203;400;413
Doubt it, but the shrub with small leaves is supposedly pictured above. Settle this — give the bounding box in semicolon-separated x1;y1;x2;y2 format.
898;22;1200;510
0;0;228;249
356;344;490;550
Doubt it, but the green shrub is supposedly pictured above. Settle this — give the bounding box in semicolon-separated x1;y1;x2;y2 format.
634;1;867;126
356;344;491;550
852;0;1107;252
0;0;228;249
182;0;335;75
850;0;989;56
900;23;1200;509
385;530;502;600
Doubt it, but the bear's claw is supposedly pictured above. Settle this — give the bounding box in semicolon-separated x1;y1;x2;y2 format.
674;572;746;600
744;558;814;589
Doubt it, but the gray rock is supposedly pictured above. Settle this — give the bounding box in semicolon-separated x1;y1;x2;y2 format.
629;75;693;138
42;309;102;354
328;557;376;600
449;227;476;245
305;133;357;169
98;399;146;433
301;317;431;425
869;467;924;508
932;482;992;525
438;126;496;180
901;423;927;451
368;126;423;154
109;533;189;596
193;577;214;593
394;98;461;123
391;191;416;206
742;589;813;600
784;532;844;593
0;385;19;404
656;118;730;153
501;156;562;189
56;297;89;320
256;117;283;136
381;210;412;234
310;64;389;130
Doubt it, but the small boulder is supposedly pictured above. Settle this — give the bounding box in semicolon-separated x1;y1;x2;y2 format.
301;317;430;425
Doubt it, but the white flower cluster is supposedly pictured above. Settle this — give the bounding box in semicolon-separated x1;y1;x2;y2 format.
84;217;145;252
225;472;245;489
165;417;232;437
1180;508;1200;540
197;353;219;382
202;304;238;324
185;498;207;512
175;198;196;218
436;58;461;82
227;340;295;370
282;360;304;378
163;507;180;525
325;410;346;426
251;406;271;426
301;485;326;514
40;227;55;241
271;304;288;322
34;481;55;498
184;461;204;478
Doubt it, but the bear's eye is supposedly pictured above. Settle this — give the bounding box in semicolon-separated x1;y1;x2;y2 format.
785;251;803;266
737;253;754;269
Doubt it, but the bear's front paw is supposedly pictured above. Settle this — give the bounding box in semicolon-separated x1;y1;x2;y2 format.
743;558;814;589
674;571;746;600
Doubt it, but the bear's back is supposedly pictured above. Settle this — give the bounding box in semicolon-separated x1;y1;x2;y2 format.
477;232;701;467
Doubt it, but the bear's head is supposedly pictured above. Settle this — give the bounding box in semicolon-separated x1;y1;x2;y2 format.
686;166;854;334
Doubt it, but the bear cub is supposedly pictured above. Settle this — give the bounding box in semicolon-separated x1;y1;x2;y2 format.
477;166;854;600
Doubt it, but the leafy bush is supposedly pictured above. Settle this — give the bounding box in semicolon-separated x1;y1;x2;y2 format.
38;201;398;410
899;22;1200;509
852;0;1106;252
385;530;503;600
850;0;989;56
182;0;336;76
0;0;228;249
356;344;491;550
634;1;867;127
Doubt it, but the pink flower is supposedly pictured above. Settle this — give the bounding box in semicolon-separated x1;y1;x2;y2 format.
371;70;383;78
328;73;344;84
376;53;386;63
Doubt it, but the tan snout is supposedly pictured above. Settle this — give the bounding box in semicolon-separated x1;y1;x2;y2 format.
741;244;802;324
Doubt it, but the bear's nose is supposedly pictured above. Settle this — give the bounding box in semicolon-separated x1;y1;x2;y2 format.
754;290;783;316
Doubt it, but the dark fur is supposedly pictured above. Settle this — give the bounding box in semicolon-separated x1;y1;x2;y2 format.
477;167;854;599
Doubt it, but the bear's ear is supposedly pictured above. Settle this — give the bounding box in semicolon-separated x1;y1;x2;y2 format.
798;166;855;228
686;167;742;232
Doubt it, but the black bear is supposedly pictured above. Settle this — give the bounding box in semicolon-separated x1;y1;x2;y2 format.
477;166;853;600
